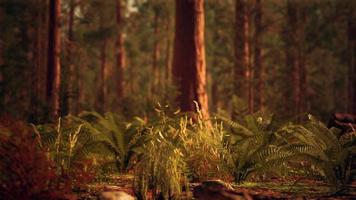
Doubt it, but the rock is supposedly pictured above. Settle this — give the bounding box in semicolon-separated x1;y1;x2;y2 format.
99;191;135;200
103;185;121;191
193;180;253;200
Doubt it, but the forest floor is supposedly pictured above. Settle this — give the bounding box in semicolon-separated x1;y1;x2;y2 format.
76;175;356;200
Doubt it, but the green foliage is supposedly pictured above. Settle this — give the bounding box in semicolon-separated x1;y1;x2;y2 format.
133;104;230;199
221;112;289;183
222;112;356;187
35;115;99;184
281;115;356;185
80;111;144;173
133;106;189;200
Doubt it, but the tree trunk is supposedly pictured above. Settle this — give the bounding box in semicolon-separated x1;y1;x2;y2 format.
165;9;172;84
285;0;304;119
65;0;76;115
47;0;61;119
116;0;125;101
0;7;3;67
234;0;250;113
254;0;264;112
172;0;209;118
348;15;356;114
98;39;108;113
152;9;160;95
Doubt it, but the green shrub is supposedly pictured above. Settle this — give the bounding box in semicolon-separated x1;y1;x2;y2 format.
80;111;145;173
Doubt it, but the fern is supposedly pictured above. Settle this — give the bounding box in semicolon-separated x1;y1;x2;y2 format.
79;111;145;173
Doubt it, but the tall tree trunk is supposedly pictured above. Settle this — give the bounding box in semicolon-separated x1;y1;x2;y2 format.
47;0;61;119
165;9;172;84
211;58;219;112
348;15;356;114
234;0;250;114
172;0;209;118
116;0;125;101
40;0;48;103
97;39;108;113
65;0;76;115
285;0;306;120
246;10;253;113
152;9;160;95
254;0;264;112
29;0;44;122
285;1;298;118
0;7;3;68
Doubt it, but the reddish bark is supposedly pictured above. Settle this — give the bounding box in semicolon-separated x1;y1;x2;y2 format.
285;1;306;119
97;39;108;113
234;0;251;113
254;0;264;112
165;9;172;83
172;0;209;118
66;0;76;115
47;0;61;119
152;9;160;95
116;0;125;101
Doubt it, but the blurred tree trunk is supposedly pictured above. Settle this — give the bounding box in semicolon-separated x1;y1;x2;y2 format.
0;7;3;67
152;8;160;95
116;0;125;101
348;15;356;114
40;1;48;103
285;1;306;120
29;0;46;122
65;0;76;115
165;9;172;84
211;57;219;112
234;0;250;114
172;0;209;118
97;39;108;113
47;0;61;119
254;0;264;112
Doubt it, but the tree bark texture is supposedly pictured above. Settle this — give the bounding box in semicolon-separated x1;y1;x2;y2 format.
65;0;76;115
47;0;61;119
172;0;209;118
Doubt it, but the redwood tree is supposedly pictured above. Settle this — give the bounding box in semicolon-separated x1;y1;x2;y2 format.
47;0;61;119
285;0;306;119
152;6;161;95
65;0;76;115
116;0;125;101
234;0;251;113
347;15;356;114
172;0;209;118
254;0;264;112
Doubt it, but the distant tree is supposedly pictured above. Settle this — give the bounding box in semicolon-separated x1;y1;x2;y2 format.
284;0;307;120
64;0;77;115
347;13;356;114
254;0;264;112
151;3;161;95
234;0;252;114
47;0;61;119
116;0;125;101
172;0;209;118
